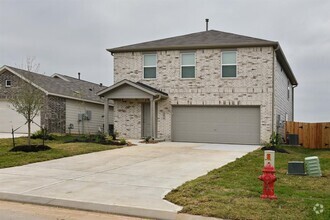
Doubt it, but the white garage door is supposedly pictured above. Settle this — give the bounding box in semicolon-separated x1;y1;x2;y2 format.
172;106;260;144
0;101;40;134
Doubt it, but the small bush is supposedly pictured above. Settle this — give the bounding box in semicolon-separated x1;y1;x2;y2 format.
119;138;126;145
145;136;152;143
261;132;288;153
31;129;55;140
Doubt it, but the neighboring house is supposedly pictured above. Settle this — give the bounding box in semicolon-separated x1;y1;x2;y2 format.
0;65;114;134
99;30;298;144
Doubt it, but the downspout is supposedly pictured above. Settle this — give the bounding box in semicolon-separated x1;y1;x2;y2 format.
152;95;162;138
292;85;297;121
272;44;281;133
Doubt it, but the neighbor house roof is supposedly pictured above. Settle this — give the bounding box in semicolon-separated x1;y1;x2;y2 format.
0;65;112;105
107;30;297;86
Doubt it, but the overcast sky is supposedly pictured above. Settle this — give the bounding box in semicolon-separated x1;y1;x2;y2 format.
1;0;329;122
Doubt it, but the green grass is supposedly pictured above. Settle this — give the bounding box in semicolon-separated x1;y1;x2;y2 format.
165;146;330;220
0;135;121;168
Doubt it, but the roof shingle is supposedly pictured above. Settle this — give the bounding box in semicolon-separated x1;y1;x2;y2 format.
108;30;277;52
3;66;109;104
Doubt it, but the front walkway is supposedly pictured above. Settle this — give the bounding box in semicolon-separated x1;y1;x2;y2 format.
0;141;259;219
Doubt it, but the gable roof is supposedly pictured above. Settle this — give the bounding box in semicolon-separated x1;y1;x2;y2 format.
0;65;112;105
107;30;297;86
107;30;277;53
97;79;168;98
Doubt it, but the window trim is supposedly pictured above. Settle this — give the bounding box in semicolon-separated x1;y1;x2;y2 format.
180;52;196;79
5;80;12;87
287;80;290;100
221;51;237;78
143;53;157;79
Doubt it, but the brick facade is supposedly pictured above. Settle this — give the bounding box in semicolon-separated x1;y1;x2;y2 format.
1;70;66;133
111;46;289;143
0;70;27;100
113;99;142;138
41;95;66;133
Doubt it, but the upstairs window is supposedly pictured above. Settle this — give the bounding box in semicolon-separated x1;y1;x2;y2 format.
181;53;195;78
222;51;237;77
143;54;157;79
5;80;12;87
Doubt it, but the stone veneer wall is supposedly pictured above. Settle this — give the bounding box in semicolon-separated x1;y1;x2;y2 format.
113;47;276;142
41;95;66;133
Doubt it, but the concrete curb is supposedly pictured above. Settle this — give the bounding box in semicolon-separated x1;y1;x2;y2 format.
176;213;224;220
0;192;177;220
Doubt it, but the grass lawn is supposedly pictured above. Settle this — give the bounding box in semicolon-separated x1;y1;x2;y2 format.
0;135;121;169
165;146;330;220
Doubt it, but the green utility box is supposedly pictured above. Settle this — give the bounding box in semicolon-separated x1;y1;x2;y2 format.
304;156;322;177
287;161;306;175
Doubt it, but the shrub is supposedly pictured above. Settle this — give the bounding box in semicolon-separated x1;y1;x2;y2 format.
145;136;152;143
119;138;126;145
31;129;55;140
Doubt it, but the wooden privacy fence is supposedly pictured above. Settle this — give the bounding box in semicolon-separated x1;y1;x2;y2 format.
285;121;330;149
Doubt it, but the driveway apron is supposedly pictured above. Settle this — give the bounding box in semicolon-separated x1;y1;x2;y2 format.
0;141;259;219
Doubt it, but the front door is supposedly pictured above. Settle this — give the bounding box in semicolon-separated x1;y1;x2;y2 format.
142;103;151;137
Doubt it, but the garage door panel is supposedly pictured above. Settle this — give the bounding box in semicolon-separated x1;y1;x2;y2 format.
0;101;40;133
172;106;260;144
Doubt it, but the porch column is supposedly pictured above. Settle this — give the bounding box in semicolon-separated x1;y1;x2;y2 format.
104;98;109;135
150;98;154;138
152;99;157;138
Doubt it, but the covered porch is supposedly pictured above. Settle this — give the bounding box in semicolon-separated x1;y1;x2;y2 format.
97;80;168;139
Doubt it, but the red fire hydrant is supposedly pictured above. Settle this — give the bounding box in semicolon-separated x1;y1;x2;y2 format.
258;163;277;199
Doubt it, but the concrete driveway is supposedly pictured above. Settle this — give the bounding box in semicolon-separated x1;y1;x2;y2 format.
0;141;259;219
0;133;26;138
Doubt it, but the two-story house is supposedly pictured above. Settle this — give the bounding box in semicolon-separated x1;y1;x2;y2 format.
98;30;298;144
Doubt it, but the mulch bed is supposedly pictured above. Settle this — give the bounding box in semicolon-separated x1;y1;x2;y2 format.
10;145;51;152
261;146;289;153
64;139;133;146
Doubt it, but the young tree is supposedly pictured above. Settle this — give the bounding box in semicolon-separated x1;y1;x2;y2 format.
10;58;44;145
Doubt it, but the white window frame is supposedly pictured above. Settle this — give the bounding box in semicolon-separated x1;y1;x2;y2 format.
5;80;12;87
180;52;196;79
221;51;237;78
143;54;157;79
287;80;290;100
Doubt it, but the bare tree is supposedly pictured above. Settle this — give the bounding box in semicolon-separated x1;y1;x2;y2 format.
10;57;44;145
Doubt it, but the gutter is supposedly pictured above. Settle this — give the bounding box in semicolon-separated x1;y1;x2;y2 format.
107;42;277;53
292;85;298;120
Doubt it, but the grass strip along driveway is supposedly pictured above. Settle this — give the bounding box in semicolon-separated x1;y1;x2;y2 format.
0;136;120;169
165;146;330;220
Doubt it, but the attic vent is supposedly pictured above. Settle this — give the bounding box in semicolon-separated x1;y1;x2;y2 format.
5;80;12;87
